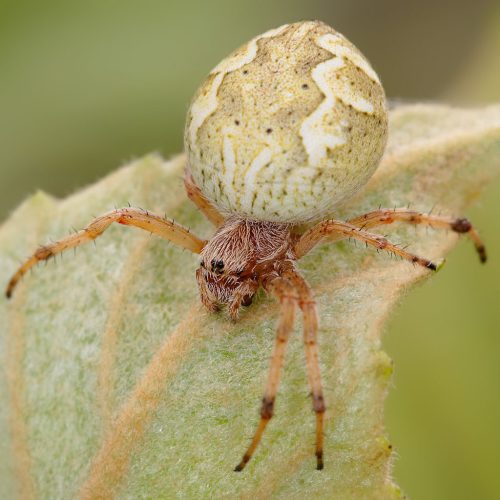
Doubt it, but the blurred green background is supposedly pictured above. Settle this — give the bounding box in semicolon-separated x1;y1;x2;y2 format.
1;1;499;498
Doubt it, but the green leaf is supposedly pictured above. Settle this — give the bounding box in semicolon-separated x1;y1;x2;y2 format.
1;104;499;499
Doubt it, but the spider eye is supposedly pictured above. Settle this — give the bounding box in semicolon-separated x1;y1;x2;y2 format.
211;259;224;273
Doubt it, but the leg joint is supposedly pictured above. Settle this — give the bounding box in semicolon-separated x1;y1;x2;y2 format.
451;218;472;233
35;246;53;260
313;394;326;413
299;299;316;307
279;293;298;302
260;397;274;419
376;237;388;249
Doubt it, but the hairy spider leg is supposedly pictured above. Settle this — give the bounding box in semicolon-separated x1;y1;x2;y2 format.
294;219;444;270
234;275;297;471
344;208;486;263
294;209;486;263
282;264;325;470
5;207;206;298
184;166;226;227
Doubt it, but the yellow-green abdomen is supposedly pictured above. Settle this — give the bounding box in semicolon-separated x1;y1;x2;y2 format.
185;20;388;223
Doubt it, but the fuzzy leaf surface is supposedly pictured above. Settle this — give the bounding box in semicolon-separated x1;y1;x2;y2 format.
1;104;499;499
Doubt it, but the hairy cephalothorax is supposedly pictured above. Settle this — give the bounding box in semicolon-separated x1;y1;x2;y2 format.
197;216;294;318
5;20;487;472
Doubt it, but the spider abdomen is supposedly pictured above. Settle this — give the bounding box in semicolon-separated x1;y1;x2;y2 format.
185;20;388;223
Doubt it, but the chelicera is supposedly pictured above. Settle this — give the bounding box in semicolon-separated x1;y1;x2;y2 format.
5;21;487;472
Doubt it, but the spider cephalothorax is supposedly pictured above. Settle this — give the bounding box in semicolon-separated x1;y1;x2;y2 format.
5;20;487;472
197;217;294;318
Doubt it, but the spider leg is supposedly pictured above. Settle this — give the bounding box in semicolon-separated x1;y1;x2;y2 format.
227;282;259;321
234;275;297;472
341;208;486;263
282;265;325;470
184;166;226;227
6;207;206;298
294;219;442;270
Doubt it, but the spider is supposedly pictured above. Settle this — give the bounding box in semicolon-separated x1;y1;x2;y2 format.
5;21;487;472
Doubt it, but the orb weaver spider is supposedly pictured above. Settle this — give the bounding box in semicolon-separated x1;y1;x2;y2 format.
5;20;487;471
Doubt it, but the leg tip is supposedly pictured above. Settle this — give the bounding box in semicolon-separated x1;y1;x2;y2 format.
316;451;324;470
427;259;445;272
234;454;250;472
477;246;487;264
